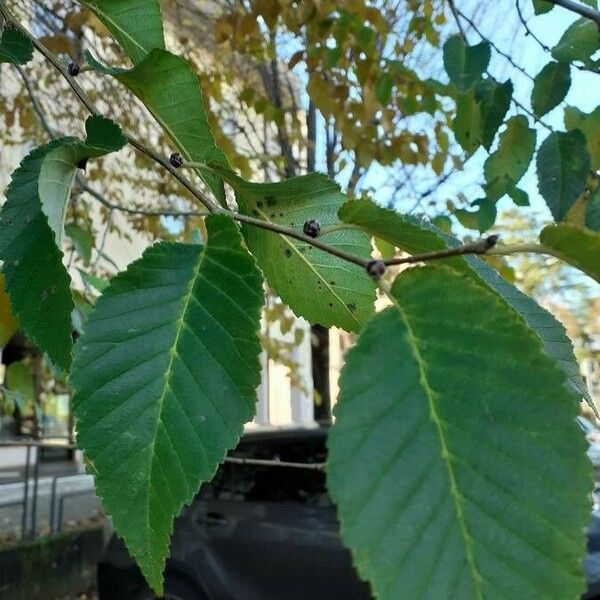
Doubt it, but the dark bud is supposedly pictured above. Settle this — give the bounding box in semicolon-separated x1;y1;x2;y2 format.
366;259;386;279
169;152;184;168
76;158;88;171
303;219;321;238
67;62;80;77
484;234;500;249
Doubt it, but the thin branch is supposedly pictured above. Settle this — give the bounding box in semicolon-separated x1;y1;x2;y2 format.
515;0;551;53
515;0;594;74
1;8;569;275
223;210;370;268
1;7;219;214
454;5;535;83
447;0;467;40
14;64;55;136
545;0;600;26
385;235;500;266
79;180;208;218
452;6;554;131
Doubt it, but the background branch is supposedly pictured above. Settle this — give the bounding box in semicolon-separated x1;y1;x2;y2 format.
545;0;600;25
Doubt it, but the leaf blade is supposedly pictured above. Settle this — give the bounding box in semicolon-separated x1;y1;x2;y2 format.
79;0;164;63
327;266;590;600
0;29;33;64
338;198;592;404
219;171;376;332
537;130;591;221
71;215;264;593
484;115;536;201
531;61;571;118
540;223;600;282
443;35;490;92
0;140;75;370
86;49;228;202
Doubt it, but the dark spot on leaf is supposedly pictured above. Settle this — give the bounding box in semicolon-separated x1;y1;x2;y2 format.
284;248;292;258
328;302;333;307
279;212;284;217
269;213;275;218
329;280;335;285
265;195;277;206
347;302;356;312
257;200;263;208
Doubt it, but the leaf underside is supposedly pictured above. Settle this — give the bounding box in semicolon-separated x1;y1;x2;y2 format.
328;266;590;600
71;215;264;593
0;140;75;370
338;198;592;405
540;223;600;283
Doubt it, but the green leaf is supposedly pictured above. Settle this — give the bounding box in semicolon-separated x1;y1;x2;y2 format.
375;72;393;105
484;115;536;201
507;185;530;206
454;88;482;155
328;266;590;600
473;197;497;232
78;270;110;293
537;130;591;221
0;140;75;370
443;35;490;92
586;187;600;231
339;199;477;276
475;77;513;150
0;274;18;348
80;0;164;64
338;198;592;405
71;215;263;594
564;106;600;170
6;361;34;405
65;224;93;266
532;0;553;14
540;223;600;282
531;62;571;118
86;49;228;203
39;115;126;244
552;18;600;65
217;170;375;332
0;29;33;64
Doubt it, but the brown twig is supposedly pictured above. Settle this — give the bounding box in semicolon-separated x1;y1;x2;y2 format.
385;234;500;266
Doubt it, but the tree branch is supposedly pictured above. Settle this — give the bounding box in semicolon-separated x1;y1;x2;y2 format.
1;8;568;276
79;180;208;218
545;0;600;26
1;6;220;214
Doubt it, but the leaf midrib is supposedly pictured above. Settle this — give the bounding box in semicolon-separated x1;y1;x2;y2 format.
388;296;484;599
144;244;207;564
254;206;361;329
92;5;149;58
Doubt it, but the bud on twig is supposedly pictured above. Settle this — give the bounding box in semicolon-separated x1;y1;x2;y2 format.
67;62;80;77
169;152;184;168
366;259;386;279
303;219;321;238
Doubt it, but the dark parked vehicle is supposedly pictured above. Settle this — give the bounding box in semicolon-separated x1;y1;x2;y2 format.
98;425;600;600
97;426;371;600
